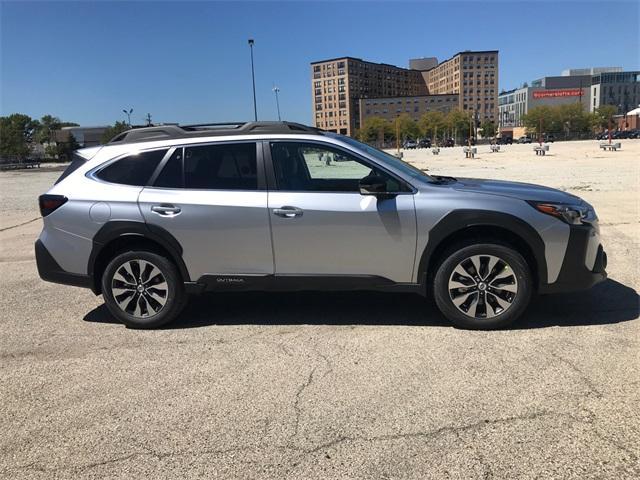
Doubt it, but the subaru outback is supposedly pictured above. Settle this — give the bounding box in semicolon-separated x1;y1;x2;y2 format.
36;122;607;329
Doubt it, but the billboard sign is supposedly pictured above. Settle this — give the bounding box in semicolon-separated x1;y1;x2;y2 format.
532;89;582;99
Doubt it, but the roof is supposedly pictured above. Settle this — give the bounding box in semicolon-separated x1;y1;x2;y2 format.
107;121;324;145
310;56;422;72
421;50;499;73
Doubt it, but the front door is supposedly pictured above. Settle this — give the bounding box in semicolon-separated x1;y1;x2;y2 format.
139;142;273;281
266;141;417;284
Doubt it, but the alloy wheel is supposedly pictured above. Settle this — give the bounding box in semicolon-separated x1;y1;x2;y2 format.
111;259;168;318
448;254;518;319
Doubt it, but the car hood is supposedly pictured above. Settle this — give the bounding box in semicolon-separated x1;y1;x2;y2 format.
450;177;581;203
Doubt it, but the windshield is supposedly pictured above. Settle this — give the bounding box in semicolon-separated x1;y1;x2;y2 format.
330;134;435;183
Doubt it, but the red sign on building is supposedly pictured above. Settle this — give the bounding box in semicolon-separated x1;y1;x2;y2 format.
532;89;582;99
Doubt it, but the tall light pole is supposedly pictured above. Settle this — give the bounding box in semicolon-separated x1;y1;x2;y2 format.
248;39;257;121
122;108;133;126
272;85;281;121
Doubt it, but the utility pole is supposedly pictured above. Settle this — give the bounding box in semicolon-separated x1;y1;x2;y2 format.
272;85;281;121
145;113;152;126
396;116;400;155
248;39;257;121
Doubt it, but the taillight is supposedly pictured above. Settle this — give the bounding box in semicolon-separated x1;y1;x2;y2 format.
39;194;68;217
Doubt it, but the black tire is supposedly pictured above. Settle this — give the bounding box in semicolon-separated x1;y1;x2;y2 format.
433;242;532;330
101;251;187;329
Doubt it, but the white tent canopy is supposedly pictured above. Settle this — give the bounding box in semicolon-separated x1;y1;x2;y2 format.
626;106;640;116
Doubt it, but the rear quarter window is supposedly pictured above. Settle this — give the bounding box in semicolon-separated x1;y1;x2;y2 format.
96;149;167;186
55;154;87;185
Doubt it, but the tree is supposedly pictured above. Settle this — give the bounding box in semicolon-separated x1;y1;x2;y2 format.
100;121;130;144
446;109;472;143
479;120;497;138
418;111;446;140
590;105;617;131
56;134;81;162
392;114;420;142
521;106;559;136
0;113;39;159
358;116;392;145
35;115;61;144
557;104;591;134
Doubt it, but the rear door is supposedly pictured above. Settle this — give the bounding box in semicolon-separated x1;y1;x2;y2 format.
138;141;273;281
265;140;417;284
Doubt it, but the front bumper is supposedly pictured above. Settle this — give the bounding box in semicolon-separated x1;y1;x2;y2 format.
35;239;94;290
539;224;607;294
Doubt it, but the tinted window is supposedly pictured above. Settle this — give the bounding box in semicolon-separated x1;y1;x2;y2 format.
55;153;86;185
270;142;407;193
154;148;183;188
184;143;257;190
97;149;167;186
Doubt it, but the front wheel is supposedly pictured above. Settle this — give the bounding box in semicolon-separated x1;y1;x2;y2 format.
433;243;532;330
102;251;186;329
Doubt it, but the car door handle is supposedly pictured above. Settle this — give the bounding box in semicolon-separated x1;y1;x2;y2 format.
151;204;181;216
273;206;303;218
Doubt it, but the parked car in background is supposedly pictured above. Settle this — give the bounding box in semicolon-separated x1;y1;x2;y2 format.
442;138;455;147
37;121;607;330
543;134;555;143
497;136;513;145
517;135;533;144
403;139;418;149
418;138;432;148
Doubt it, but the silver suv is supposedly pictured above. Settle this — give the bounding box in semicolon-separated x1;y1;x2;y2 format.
36;122;607;329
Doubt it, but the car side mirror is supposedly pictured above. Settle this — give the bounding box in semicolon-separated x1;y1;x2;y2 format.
359;175;388;196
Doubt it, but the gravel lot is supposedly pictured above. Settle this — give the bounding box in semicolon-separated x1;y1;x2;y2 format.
1;140;638;479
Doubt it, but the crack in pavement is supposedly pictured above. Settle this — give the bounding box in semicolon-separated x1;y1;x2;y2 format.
548;351;603;398
0;217;39;232
291;366;317;440
301;410;559;456
5;409;638;475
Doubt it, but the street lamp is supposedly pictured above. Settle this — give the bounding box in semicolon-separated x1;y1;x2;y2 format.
248;39;257;121
272;85;282;121
122;108;133;126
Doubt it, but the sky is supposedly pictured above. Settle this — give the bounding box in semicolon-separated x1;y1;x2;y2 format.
1;0;638;126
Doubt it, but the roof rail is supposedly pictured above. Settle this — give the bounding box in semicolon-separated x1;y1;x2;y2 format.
106;121;324;145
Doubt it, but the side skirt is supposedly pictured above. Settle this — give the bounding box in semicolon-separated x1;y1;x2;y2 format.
186;274;425;295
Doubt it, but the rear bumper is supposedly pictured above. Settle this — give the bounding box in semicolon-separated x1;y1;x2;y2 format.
539;224;607;294
35;240;94;290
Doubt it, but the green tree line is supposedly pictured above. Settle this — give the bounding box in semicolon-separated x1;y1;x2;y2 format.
0;113;130;161
521;104;617;136
356;109;497;145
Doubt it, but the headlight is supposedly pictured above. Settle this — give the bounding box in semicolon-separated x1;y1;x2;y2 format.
529;201;596;225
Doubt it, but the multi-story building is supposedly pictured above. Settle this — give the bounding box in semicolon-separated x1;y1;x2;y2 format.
311;50;499;136
358;93;458;125
311;57;427;136
590;71;640;114
498;68;639;136
416;50;499;123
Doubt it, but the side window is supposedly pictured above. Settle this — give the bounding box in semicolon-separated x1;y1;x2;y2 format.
154;148;183;188
96;149;167;186
183;143;257;190
270;142;407;192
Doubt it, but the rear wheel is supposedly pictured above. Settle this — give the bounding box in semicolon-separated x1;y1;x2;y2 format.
102;251;186;329
433;243;532;329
